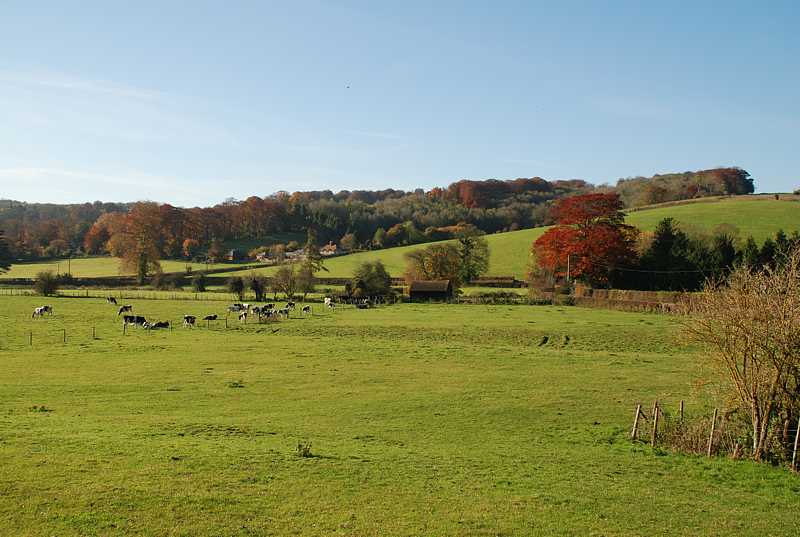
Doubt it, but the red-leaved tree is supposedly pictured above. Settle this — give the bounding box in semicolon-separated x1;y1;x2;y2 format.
532;193;638;286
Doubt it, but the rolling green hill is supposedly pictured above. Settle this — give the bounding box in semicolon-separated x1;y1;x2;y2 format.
211;196;800;280
4;196;798;281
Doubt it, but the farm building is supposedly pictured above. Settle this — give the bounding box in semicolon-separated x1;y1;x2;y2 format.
320;242;338;256
408;280;453;301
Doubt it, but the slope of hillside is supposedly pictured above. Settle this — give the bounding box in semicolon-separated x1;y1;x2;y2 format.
5;196;798;281
207;197;798;280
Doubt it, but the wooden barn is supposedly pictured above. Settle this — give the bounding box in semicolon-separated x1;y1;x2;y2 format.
408;280;453;301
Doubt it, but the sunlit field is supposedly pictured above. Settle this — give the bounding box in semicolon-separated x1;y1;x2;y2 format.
1;296;797;536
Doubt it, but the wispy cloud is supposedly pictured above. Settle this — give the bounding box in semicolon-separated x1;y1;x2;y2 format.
0;71;162;100
0;167;202;205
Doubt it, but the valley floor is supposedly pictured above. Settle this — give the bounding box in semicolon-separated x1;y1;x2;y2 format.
0;297;797;536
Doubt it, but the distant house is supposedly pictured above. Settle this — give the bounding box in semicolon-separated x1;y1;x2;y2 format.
320;242;338;257
408;280;453;301
226;249;241;261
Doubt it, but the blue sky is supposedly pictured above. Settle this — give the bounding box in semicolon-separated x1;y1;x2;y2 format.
1;1;798;206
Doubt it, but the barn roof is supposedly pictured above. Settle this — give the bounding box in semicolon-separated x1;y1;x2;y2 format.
409;280;452;292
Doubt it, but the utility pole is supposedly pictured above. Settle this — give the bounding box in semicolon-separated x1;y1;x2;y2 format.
566;254;571;283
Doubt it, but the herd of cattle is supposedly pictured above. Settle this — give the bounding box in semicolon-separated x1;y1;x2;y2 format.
29;295;382;331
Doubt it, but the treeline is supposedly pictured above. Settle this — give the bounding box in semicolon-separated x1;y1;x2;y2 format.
618;223;800;291
0;167;754;262
614;167;753;207
531;192;793;293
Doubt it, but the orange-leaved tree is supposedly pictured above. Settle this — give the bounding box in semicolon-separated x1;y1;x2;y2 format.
532;193;638;286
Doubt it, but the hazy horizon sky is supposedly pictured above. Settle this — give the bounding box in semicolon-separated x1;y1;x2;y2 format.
1;1;798;207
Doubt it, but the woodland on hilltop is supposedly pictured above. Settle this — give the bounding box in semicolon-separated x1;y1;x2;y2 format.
0;167;754;265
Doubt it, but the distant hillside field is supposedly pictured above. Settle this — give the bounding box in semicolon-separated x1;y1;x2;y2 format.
210;196;800;280
4;196;798;281
0;258;238;279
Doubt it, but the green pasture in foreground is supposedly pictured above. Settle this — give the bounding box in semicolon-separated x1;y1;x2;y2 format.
0;257;240;279
209;196;800;280
0;296;797;536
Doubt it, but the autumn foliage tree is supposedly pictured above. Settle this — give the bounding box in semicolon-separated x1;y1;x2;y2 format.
532;193;637;286
404;243;463;289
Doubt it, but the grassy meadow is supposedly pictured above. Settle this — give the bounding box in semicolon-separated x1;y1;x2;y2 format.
1;295;798;536
0;257;241;280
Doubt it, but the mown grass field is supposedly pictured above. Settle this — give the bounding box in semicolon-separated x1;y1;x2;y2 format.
1;295;797;536
0;257;240;280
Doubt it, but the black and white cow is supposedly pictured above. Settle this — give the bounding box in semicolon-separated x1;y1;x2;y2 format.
285;301;296;310
145;320;170;329
123;315;147;327
32;305;53;318
302;305;312;315
183;315;197;328
106;297;118;305
227;303;246;313
277;307;290;318
238;311;248;322
117;305;133;316
202;314;218;322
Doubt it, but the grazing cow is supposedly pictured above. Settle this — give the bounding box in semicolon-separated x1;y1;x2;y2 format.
277;307;289;318
202;314;218;321
106;297;118;305
117;305;133;316
264;303;275;310
251;306;262;316
227;303;246;313
356;303;369;310
32;305;53;318
123;315;147;327
285;301;295;310
302;305;312;315
183;315;197;328
323;297;332;307
238;311;248;322
146;321;170;330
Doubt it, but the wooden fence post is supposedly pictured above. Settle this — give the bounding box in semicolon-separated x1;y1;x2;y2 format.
62;329;66;344
707;408;718;457
679;400;684;421
29;331;32;346
92;326;96;340
631;404;642;440
792;416;800;472
123;323;127;336
651;402;659;447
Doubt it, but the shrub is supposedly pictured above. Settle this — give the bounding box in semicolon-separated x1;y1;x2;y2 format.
227;276;246;300
246;274;267;301
151;272;185;290
34;271;60;296
191;273;207;292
